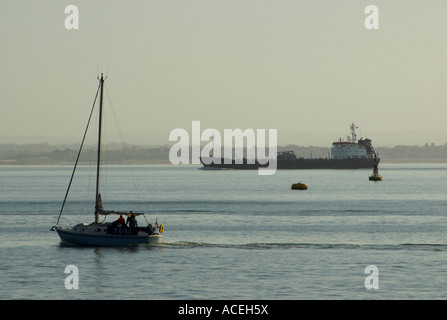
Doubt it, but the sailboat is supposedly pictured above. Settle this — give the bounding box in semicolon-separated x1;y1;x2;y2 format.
51;74;164;246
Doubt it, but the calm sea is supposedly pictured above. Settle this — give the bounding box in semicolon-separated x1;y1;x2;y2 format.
1;164;446;300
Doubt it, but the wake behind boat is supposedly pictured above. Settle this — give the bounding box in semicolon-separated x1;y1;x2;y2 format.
51;74;164;246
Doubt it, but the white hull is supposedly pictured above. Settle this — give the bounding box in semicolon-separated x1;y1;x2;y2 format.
55;224;162;246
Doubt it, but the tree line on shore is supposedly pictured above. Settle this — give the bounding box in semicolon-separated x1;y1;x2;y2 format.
0;142;446;165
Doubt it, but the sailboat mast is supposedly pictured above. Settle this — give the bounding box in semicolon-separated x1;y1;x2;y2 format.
95;74;104;224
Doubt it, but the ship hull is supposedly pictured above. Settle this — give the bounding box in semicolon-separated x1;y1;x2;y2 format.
201;157;379;170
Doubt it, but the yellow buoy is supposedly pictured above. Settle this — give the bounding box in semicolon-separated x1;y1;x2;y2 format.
291;182;307;190
369;174;382;181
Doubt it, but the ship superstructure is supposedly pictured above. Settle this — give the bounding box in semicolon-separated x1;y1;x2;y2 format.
331;123;376;160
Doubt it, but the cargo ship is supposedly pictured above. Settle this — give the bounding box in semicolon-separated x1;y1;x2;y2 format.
200;123;379;170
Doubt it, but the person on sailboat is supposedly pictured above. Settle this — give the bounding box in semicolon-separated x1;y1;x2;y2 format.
127;214;138;228
116;215;125;226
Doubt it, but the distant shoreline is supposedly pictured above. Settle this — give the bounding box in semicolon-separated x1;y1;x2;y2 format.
0;143;446;165
1;160;446;166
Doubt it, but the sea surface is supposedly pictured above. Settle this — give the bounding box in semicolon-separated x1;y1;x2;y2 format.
1;164;446;300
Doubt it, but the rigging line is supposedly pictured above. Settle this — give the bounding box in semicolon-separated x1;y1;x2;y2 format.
55;83;101;226
104;86;150;209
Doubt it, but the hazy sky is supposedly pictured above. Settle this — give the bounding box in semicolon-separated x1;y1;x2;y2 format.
1;1;446;146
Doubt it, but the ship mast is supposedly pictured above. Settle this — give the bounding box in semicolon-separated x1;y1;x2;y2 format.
350;123;358;143
94;74;105;224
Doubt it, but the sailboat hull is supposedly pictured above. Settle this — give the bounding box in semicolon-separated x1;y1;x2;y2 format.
55;225;162;247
